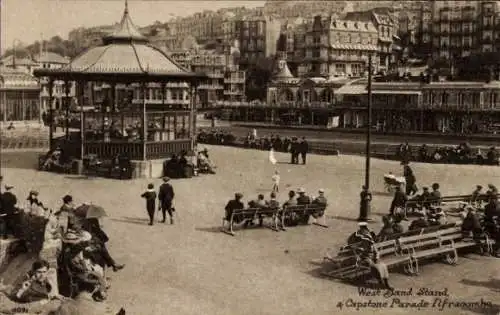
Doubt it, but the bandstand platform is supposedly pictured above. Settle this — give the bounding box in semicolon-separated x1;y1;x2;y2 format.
34;2;207;178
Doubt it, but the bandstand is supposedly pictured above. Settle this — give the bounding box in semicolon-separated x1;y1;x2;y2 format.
33;3;207;178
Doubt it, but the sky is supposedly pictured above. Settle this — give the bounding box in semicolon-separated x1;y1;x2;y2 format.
2;0;266;51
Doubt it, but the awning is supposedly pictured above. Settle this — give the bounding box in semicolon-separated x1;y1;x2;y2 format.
335;84;367;95
330;44;378;51
372;90;422;95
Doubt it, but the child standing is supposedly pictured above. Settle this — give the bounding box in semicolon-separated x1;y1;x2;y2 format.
272;170;280;193
141;183;157;226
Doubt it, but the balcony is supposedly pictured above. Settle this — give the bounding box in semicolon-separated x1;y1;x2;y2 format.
224;90;244;95
198;84;224;90
481;37;493;44
482;23;494;30
224;77;246;84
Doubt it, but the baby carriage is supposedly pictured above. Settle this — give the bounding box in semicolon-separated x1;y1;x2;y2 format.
383;173;406;193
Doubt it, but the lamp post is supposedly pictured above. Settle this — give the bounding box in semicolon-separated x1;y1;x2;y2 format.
358;53;373;222
12;39;21;69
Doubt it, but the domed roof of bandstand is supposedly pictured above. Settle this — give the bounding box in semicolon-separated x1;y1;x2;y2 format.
34;1;203;81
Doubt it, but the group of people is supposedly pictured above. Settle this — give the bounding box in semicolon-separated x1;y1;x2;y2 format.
163;150;193;178
224;188;327;228
141;176;176;226
0;185;126;313
461;185;500;256
397;142;500;166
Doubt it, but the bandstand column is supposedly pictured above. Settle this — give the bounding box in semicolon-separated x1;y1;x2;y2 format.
77;81;85;160
161;83;166;141
111;83;117;112
141;82;147;161
48;79;54;149
64;80;71;140
21;91;25;121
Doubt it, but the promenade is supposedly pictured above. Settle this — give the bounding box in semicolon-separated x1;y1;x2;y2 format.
0;146;499;315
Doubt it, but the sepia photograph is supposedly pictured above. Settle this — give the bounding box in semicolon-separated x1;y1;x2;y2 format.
0;0;499;314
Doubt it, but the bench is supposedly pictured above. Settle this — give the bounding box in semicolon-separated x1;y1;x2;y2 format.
321;223;462;280
281;204;328;230
322;238;418;280
221;207;280;236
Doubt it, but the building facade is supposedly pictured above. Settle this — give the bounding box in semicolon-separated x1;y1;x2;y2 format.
0;67;40;122
33;52;76;113
238;15;282;69
344;10;398;70
299;16;379;78
169;49;245;108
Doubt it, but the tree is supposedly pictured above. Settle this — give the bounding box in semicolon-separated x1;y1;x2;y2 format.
245;55;276;101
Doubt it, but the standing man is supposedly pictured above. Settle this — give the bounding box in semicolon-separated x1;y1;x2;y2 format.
359;185;372;222
158;176;175;224
299;137;309;165
141;183;157;226
402;162;417;196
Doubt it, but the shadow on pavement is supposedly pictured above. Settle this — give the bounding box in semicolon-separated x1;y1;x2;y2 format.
195;226;223;234
110;216;150;226
1;151;43;170
460;278;500;292
305;267;382;289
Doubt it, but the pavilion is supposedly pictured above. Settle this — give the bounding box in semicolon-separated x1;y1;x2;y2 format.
33;2;207;178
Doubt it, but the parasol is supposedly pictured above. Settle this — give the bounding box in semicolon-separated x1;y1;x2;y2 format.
74;204;107;219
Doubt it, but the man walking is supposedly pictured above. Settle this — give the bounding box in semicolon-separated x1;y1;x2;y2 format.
299;137;309;165
158;177;175;224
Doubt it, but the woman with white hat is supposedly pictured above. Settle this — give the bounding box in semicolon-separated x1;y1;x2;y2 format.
62;230;108;301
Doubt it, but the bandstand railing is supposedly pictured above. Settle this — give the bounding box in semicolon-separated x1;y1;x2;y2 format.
146;139;192;160
84;141;144;160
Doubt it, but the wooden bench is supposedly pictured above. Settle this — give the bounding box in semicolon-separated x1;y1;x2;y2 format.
221;207;280;236
281;204;328;229
321;223;462;280
322;238;418;280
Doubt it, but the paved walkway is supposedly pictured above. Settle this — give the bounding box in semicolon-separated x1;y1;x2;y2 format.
0;148;498;315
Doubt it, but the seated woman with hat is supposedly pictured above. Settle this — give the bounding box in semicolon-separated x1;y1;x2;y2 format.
348;222;393;290
26;190;48;217
62;230;108;301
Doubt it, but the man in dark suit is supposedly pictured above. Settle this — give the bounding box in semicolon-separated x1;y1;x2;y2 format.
1;185;19;238
158;176;175;224
299;137;309;165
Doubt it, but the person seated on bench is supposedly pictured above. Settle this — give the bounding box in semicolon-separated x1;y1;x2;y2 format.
471;185;483;206
63;230;108;301
408;187;431;215
297;188;311;205
311;189;327;223
11;259;63;303
283;190;297;207
484;191;500;224
389;185;407;215
350;222;393;290
225;193;245;225
246;194;267;227
197;149;216;174
391;214;405;234
82;218;124;273
26;190;48;217
297;188;312;224
427;206;446;226
164;154;180;178
430;183;442;206
487;184;498;196
409;213;430;230
377;215;394;241
461;206;483;242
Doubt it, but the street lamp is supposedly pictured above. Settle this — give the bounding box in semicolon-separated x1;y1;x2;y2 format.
12;39;22;69
358;53;373;222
